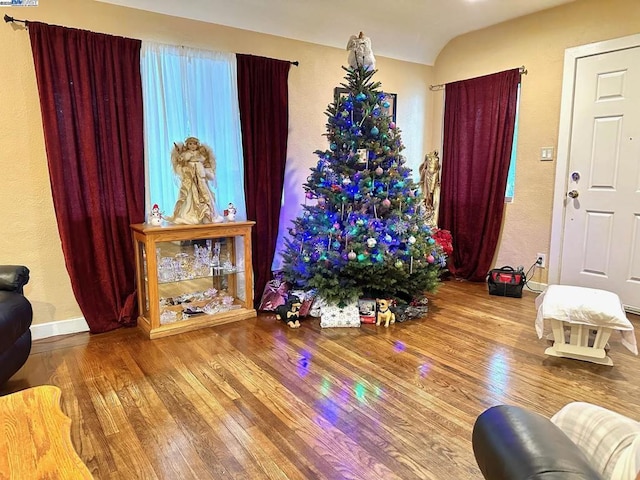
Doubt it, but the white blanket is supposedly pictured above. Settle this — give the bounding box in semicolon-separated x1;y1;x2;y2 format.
535;285;638;355
551;401;640;480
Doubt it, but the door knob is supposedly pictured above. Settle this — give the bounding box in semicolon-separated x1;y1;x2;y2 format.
567;190;579;199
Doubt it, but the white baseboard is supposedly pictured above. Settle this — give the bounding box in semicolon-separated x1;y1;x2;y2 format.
524;280;547;293
30;317;90;340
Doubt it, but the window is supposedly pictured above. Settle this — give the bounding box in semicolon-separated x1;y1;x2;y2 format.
505;84;521;202
140;42;246;220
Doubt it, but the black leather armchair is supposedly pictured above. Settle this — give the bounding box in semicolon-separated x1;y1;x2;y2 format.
0;265;33;386
472;405;603;480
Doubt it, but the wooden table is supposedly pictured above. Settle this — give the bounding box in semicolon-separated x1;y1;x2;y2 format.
0;385;92;479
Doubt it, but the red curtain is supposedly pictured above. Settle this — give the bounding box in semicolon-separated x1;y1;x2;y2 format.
236;54;291;305
438;69;520;282
28;23;144;333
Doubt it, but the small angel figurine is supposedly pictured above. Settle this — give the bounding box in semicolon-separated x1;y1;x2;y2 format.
346;31;376;71
167;136;220;225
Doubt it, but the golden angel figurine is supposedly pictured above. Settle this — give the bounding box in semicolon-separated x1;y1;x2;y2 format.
346;31;376;71
419;151;441;227
167;136;220;225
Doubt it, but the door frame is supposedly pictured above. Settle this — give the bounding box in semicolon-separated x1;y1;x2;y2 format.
548;33;640;285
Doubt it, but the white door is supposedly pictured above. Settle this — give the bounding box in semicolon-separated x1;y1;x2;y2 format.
557;45;640;313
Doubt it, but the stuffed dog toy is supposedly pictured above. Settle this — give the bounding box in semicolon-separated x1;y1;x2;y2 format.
376;298;396;327
276;295;302;328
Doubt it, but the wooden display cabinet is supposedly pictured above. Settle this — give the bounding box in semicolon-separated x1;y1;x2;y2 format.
130;221;256;339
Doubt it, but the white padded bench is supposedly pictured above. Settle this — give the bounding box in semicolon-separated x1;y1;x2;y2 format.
535;285;637;366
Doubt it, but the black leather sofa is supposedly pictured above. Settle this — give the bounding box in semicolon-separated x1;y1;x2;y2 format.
472;405;604;480
0;265;33;386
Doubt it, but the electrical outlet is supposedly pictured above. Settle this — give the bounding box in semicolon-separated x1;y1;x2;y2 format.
536;253;546;268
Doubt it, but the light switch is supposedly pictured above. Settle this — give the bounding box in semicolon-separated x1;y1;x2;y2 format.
540;147;554;161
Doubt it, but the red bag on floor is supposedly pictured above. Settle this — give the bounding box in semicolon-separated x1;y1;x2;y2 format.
487;266;525;298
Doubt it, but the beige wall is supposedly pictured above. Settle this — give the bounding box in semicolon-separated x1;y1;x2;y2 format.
431;0;640;284
0;0;432;327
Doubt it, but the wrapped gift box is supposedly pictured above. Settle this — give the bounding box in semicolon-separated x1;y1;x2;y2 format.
404;297;429;321
289;289;317;318
258;276;290;311
358;298;377;324
320;300;361;328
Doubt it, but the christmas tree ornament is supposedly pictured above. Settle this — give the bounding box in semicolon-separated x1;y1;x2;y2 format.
370;126;379;136
367;238;377;248
426;254;435;264
408;235;416;244
395;260;403;268
375;167;384;176
382;198;391;208
348;250;357;260
356;92;367;101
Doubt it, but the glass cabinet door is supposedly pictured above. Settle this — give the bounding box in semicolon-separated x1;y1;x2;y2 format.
155;237;247;325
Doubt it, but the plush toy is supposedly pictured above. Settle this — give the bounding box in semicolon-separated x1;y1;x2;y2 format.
376;298;396;327
276;295;302;328
346;31;376;71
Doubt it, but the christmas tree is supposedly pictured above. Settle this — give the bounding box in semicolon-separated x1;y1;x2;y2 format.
280;66;447;306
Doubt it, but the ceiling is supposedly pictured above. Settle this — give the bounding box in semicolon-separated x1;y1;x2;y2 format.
97;0;576;65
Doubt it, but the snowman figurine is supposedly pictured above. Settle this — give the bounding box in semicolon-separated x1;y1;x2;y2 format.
225;203;237;222
149;204;163;226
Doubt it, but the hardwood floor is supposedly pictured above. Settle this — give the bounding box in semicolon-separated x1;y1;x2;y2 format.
3;280;640;479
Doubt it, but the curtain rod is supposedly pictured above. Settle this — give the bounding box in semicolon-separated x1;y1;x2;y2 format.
4;14;27;25
429;66;527;91
4;15;300;65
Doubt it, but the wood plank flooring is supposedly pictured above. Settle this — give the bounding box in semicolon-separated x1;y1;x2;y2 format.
2;280;640;479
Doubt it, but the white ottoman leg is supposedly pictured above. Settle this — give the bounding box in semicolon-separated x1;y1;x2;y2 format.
545;320;614;365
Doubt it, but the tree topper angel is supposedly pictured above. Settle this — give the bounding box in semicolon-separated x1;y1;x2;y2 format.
346;31;376;71
168;136;220;224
